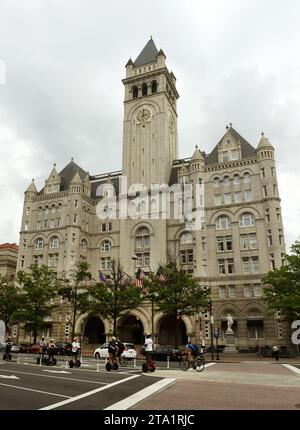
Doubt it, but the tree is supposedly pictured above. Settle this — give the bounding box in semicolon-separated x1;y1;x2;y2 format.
0;276;21;337
145;257;210;347
88;259;142;336
263;240;300;322
57;262;92;340
15;265;58;343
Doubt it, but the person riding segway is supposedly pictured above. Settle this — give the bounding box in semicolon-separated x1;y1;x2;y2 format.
116;338;125;366
3;337;12;361
142;333;155;373
69;337;81;368
106;336;119;371
46;339;57;366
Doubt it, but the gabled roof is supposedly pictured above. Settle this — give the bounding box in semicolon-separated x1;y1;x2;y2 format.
133;38;159;67
205;126;256;165
38;160;88;194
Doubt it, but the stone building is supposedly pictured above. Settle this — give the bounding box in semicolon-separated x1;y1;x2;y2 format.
0;242;18;278
16;38;288;349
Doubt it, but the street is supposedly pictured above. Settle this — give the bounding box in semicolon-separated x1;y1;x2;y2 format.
1;356;300;410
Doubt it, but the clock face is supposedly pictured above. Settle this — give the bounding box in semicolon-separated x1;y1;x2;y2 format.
136;108;151;123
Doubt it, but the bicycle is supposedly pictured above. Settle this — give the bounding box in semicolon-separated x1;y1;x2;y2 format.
180;353;205;372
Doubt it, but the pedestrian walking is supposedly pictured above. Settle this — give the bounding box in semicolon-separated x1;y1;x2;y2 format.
272;345;279;361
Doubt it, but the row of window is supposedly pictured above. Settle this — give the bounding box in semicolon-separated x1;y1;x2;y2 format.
219;284;262;298
216;212;255;229
213;173;251;186
132;81;158;99
215;191;252;205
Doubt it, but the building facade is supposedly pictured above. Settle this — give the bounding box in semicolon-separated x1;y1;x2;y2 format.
0;242;18;278
17;39;288;348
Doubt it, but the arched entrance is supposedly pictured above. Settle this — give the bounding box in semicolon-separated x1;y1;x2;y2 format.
84;317;105;344
158;315;188;347
118;315;144;345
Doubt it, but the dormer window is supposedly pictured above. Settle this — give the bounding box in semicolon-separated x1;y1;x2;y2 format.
221;151;229;162
231;149;238;160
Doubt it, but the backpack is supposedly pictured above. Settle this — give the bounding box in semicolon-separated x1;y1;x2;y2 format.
117;342;125;354
190;344;199;355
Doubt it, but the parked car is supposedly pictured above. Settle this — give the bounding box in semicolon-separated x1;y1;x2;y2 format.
55;342;72;356
11;344;28;353
26;343;41;354
151;347;183;361
94;342;137;360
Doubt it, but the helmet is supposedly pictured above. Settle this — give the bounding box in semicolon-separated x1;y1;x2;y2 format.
112;336;116;341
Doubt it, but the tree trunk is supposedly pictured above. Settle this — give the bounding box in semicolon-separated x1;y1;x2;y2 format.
174;313;178;348
33;330;37;344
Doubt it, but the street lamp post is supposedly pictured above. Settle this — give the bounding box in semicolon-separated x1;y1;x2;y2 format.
209;300;215;361
214;327;220;360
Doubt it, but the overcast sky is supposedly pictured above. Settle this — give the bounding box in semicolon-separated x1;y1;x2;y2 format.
0;0;299;250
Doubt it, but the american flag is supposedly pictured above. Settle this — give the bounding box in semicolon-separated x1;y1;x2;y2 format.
135;268;145;289
120;271;128;286
99;271;107;283
156;266;166;281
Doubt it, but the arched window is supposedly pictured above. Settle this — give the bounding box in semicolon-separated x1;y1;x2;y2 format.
216;215;231;230
180;232;193;245
44;205;49;215
243;172;251;183
213;177;220;188
239;212;255;227
247;308;264;339
233;175;240;185
34;238;44;250
50;236;60;249
142;83;148;96
151;80;157;93
80;239;87;251
223;176;230;186
135;227;150;249
132;86;138;99
101;240;111;252
51;204;56;214
140;200;146;213
57;203;62;213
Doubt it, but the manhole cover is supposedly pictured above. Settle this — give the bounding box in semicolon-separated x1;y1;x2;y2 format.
295;404;300;409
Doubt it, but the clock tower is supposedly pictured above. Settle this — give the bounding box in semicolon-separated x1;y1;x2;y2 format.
122;38;179;189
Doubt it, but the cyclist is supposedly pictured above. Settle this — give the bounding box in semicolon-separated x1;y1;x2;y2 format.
185;342;199;366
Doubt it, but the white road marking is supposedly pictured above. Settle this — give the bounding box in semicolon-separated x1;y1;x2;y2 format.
282;364;300;375
0;382;71;398
187;362;216;371
39;374;140;410
0;368;108;385
0;375;19;379
43;370;72;374
104;377;176;410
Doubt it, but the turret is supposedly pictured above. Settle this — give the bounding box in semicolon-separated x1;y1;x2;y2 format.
69;170;83;194
44;163;61;194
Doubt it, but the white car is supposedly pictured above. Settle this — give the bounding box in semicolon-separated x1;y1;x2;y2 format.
94;342;137;359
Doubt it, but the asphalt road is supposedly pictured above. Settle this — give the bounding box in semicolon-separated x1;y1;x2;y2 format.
0;360;174;410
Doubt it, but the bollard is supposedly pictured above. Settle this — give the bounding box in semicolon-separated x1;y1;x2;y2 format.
167;356;170;369
133;357;136;367
80;354;83;363
39;355;42;366
65;359;68;369
97;363;100;372
17;354;20;365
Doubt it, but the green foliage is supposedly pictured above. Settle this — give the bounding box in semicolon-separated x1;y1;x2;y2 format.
88;259;142;336
15;265;58;343
263;240;300;321
146;260;210;318
57;262;92;339
0;276;21;333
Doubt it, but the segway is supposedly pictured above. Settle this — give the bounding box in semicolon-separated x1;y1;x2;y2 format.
142;359;156;373
69;359;81;368
3;353;12;362
105;361;119;372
